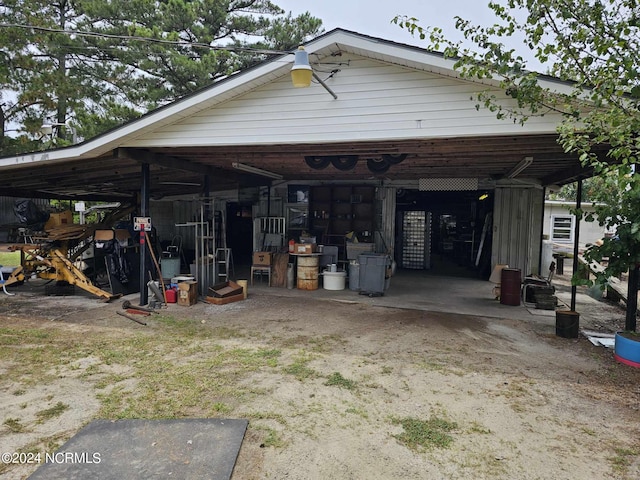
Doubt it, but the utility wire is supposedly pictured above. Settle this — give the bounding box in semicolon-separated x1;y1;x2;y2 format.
0;23;289;56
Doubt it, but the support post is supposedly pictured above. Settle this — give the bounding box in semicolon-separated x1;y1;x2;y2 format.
570;179;582;312
626;267;639;332
139;163;150;306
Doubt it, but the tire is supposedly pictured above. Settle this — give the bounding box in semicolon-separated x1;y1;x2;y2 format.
367;157;390;173
330;155;359;171
305;156;331;170
382;153;407;165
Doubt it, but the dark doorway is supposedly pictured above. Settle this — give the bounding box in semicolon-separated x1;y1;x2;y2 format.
394;189;493;279
226;203;254;267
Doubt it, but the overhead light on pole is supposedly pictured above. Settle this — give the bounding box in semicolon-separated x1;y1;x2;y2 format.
40;121;78;144
232;162;283;180
290;46;338;100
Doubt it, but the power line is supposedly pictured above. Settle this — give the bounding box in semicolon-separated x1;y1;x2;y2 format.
0;23;289;56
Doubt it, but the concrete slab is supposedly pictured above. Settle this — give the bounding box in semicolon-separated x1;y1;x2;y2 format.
28;419;248;480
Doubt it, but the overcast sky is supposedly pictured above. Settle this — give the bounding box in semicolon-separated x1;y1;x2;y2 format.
275;0;498;47
275;1;543;71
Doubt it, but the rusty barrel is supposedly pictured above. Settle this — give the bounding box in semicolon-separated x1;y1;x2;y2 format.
297;256;319;290
500;268;521;306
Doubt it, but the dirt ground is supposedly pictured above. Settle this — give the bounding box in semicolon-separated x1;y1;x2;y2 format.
1;277;640;480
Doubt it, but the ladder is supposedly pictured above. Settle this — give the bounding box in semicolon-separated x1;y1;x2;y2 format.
215;248;234;282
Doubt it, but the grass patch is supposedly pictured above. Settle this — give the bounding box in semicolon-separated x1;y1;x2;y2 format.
391;415;458;451
609;446;639;473
3;418;26;433
259;427;284;448
324;372;357;390
36;402;69;423
0;251;21;266
282;354;317;381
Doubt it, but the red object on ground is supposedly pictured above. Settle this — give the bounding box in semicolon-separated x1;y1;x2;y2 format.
165;288;177;303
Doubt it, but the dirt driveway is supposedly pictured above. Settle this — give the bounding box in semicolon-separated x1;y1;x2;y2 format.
1;282;639;479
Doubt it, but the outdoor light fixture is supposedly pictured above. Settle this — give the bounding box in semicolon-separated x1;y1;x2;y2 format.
290;46;338;100
506;156;533;179
40;121;78;144
232;162;283;180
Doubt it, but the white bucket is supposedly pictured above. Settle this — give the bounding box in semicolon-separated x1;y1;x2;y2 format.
323;271;346;290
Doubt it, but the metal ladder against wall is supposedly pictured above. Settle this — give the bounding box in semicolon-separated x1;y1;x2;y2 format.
215;248;234;282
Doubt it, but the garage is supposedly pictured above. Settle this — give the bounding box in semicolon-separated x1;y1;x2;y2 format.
0;29;603;303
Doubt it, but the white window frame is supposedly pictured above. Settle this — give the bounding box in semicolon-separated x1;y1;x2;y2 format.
551;215;575;243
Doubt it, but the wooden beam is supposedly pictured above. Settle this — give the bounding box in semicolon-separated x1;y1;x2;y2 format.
118;147;217;176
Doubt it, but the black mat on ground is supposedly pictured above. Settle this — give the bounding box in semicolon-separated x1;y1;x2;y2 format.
29;418;248;480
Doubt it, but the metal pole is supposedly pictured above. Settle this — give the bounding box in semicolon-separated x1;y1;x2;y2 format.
570;180;582;312
626;267;639;331
312;72;338;100
626;167;639;331
139;163;150;306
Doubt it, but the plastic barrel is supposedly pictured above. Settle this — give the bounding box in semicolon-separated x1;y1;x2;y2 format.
555;310;579;338
500;268;521;306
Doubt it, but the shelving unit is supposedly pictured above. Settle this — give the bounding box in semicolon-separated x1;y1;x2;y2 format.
309;185;375;259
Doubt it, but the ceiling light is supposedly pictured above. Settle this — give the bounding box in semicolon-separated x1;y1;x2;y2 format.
232;162;283;180
506;156;533;179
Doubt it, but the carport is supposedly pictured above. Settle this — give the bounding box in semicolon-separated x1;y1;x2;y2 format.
0;29;602;305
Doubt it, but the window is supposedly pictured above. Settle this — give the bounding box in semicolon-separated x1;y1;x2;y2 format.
551;215;575;242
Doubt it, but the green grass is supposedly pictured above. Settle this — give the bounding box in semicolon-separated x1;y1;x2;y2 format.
0;251;21;267
36;402;69;423
324;372;358;390
282;354;318;381
391;415;458;451
3;418;26;433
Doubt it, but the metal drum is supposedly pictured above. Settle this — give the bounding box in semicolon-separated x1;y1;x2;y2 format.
297;256;319;290
500;268;521;306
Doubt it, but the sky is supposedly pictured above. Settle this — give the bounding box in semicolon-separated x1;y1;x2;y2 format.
275;0;543;71
275;0;499;48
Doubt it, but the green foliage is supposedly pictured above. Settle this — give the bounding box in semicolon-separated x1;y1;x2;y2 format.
0;1;323;153
395;1;640;316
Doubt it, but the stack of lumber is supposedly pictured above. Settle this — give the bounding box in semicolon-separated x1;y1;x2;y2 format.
35;224;95;242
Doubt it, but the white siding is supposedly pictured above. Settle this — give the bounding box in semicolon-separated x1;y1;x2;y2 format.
543;202;608;247
127;55;562;148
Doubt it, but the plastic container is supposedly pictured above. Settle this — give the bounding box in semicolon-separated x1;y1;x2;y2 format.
323;271;346;290
165;288;177;303
358;253;390;295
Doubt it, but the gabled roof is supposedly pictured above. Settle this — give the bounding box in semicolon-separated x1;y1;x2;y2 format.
0;29;598;200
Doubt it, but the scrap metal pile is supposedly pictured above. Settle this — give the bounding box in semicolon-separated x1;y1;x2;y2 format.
2;201;136;302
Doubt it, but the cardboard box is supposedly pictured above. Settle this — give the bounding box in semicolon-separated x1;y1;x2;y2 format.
44;210;73;230
205;293;244;305
209;281;243;298
252;251;272;266
177;281;198;306
294;243;317;254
